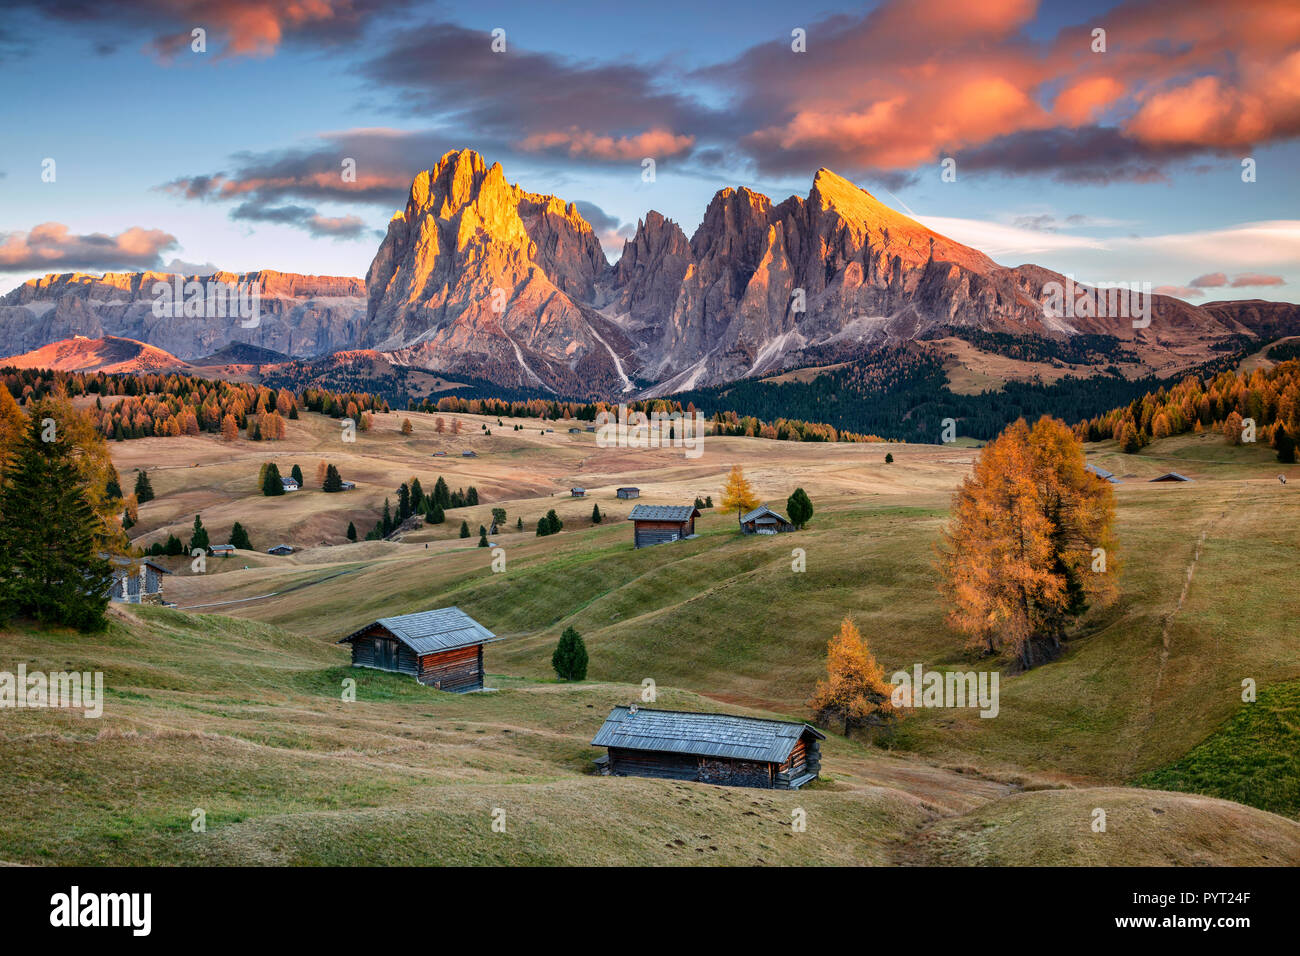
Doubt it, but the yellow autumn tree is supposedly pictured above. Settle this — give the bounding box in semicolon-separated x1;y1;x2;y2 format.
0;386;26;476
720;464;760;523
939;416;1118;670
808;617;900;736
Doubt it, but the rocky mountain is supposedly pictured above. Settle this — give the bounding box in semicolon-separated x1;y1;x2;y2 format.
0;270;366;361
364;148;636;394
0;335;192;375
4;151;1296;399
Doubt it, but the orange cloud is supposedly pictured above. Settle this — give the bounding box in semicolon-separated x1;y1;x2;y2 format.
518;128;694;161
1055;76;1126;125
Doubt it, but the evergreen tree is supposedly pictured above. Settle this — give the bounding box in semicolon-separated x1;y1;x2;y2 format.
426;503;445;524
134;469;155;503
188;514;210;553
0;416;113;630
786;487;814;529
433;476;451;509
459;519;471;538
410;478;425;513
345;521;357;542
323;464;343;492
1275;428;1297;464
545;509;563;535
491;507;506;525
290;464;304;486
591;503;602;524
536;518;548;537
381;498;394;536
229;521;252;550
397;482;411;521
467;486;479;506
885;453;894;464
105;466;122;501
478;530;489;547
551;626;589;681
261;463;284;496
164;533;184;557
705;495;713;508
516;516;523;531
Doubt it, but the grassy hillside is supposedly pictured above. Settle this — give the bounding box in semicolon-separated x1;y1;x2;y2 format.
3;606;1295;866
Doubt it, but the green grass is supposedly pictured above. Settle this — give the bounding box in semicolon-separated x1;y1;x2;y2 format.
1136;681;1300;818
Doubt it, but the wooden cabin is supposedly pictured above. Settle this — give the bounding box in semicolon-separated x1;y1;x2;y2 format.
570;487;586;497
1084;463;1121;484
616;487;640;499
210;544;236;556
280;476;300;492
338;607;498;692
626;504;699;548
1150;472;1192;482
267;544;294;555
740;505;795;535
591;706;823;789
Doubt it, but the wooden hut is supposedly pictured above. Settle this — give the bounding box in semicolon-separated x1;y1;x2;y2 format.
626;504;699;548
103;555;170;605
616;487;640;499
1150;472;1192;482
570;487;586;497
337;606;498;692
740;505;795;534
266;544;294;555
591;706;823;789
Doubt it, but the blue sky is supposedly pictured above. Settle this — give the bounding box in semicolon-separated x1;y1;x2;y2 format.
1;0;1297;302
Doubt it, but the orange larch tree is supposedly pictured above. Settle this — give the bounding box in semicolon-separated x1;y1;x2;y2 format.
808;617;900;736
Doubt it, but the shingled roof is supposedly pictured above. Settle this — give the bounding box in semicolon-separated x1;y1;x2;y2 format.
591;706;823;764
338;606;497;655
740;505;788;524
626;504;699;522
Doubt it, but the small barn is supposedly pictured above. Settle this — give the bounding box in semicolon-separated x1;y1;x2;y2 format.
281;476;300;492
267;544;294;555
627;504;699;548
1151;472;1192;482
616;487;640;499
338;607;498;692
462;450;477;458
210;544;236;556
591;706;823;789
339;480;356;491
740;505;795;535
570;486;586;497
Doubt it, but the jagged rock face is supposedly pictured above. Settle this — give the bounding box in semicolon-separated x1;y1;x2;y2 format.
0;270;366;360
603;170;1052;391
363;149;631;394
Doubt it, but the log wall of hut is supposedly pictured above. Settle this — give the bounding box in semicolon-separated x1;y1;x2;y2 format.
632;518;694;548
349;629;419;677
418;644;484;692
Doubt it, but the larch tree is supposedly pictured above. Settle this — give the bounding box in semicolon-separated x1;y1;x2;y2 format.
720;465;760;525
938;416;1118;670
808;617;899;736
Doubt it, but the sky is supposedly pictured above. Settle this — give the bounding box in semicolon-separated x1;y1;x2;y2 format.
1;0;1297;302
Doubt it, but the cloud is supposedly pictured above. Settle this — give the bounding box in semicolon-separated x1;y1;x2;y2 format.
701;0;1300;180
1231;273;1285;287
10;0;410;59
519;128;694;162
0;222;178;272
1191;272;1228;288
229;201;373;240
164;257;218;276
574;201;635;258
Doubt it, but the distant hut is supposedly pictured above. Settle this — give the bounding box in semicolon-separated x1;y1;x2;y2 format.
209;544;236;556
280;476;300;492
616;487;640;499
627;504;699;548
739;505;795;535
1084;463;1121;484
591;706;823;789
337;607;498;692
571;487;586;497
1150;472;1192;482
267;544;294;555
339;480;356;491
462;450;477;458
568;427;582;434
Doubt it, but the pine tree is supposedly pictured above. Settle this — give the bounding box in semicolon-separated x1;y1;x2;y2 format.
410;478;425;513
885;452;894;464
536;518;548;537
459;519;471;538
229;521;252;550
591;503;602;524
291;464;304;486
787;487;814;529
134;469;155;503
323;464;343;493
397;482;411;521
545;509;563;535
381;499;394;536
0;416;113;630
345;521;357;542
467;486;479;506
516;516;523;531
478;531;489;547
261;463;284;496
426;503;445;525
188;514;210;553
1275;427;1297;464
433;476;450;509
551;626;589;681
808;618;899;735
